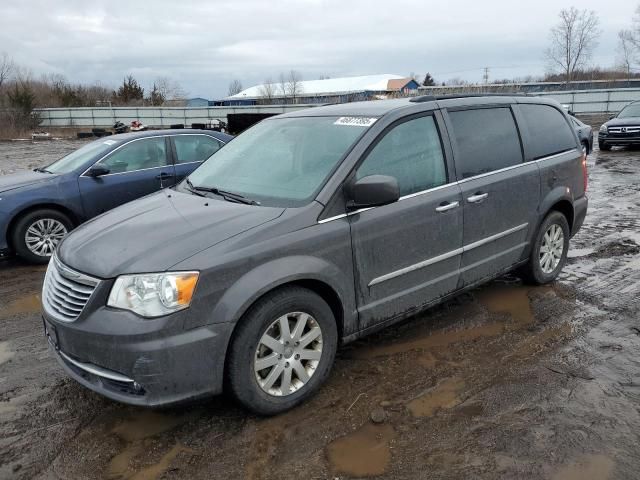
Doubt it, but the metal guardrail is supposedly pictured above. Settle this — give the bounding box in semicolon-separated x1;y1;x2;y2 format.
33;88;640;127
35;105;316;128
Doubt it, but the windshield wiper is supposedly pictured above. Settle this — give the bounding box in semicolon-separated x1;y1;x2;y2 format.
185;179;260;206
34;167;53;174
184;178;206;197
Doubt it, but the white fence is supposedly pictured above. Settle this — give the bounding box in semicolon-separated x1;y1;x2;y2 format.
35;104;316;128
518;88;640;114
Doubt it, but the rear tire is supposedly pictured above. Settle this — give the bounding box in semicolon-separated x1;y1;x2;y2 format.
11;209;73;264
227;286;338;415
520;211;570;285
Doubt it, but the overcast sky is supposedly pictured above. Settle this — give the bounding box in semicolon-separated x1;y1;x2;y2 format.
1;0;636;99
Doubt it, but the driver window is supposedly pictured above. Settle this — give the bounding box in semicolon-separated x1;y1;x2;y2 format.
356;115;446;197
99;137;168;173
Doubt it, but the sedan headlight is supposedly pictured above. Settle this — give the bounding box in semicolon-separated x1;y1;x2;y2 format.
599;124;608;133
108;271;199;317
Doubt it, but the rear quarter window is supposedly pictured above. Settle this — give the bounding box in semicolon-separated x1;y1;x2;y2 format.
448;107;523;179
519;104;577;159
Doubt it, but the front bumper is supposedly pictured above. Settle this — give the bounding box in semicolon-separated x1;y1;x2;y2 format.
43;307;235;407
598;134;640;146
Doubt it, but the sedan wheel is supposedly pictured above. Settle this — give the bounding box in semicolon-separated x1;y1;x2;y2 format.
25;218;68;257
11;209;73;264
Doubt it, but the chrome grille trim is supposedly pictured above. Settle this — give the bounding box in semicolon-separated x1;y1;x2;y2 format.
42;254;100;323
608;126;640;134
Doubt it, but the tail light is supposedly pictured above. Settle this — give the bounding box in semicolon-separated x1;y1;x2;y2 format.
581;152;588;192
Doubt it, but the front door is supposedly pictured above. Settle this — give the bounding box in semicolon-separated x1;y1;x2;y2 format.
348;114;464;331
78;136;175;218
445;106;540;286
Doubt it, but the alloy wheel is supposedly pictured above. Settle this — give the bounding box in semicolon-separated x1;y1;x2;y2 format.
539;224;564;274
254;311;323;397
24;219;67;257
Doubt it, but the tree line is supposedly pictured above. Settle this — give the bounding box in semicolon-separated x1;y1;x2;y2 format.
0;54;187;133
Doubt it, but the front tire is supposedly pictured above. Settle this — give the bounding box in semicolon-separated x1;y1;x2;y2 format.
11;209;72;264
227;286;338;415
599;141;611;151
520;211;570;285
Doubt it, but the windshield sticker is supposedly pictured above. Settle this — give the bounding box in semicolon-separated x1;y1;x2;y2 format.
334;117;377;127
103;140;117;145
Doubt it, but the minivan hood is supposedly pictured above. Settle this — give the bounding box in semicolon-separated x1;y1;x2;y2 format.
0;170;56;193
58;189;285;277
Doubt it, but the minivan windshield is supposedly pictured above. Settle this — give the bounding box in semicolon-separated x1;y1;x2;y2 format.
45;139;116;174
618;103;640;119
185;116;374;207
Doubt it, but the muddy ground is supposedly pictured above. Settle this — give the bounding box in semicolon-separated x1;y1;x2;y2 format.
1;137;639;480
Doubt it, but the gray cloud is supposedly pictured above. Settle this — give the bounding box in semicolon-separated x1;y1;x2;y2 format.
0;0;633;99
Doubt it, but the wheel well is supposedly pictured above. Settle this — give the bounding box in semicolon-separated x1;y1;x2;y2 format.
290;279;345;340
581;139;590;154
549;200;574;233
6;204;79;249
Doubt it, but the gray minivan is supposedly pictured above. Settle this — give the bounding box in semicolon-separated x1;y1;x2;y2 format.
42;95;588;414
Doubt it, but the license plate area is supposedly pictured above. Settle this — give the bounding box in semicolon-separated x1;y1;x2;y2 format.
43;318;59;350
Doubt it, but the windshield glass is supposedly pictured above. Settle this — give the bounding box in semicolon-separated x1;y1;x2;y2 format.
46;139;116;174
618;104;640;119
185;116;374;207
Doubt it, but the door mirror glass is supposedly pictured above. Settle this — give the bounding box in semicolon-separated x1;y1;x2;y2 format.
87;164;110;177
347;175;399;210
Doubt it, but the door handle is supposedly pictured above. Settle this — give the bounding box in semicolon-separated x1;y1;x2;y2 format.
435;201;460;212
467;192;489;203
155;172;175;179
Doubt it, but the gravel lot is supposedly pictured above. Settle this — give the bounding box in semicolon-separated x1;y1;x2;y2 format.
1;137;639;479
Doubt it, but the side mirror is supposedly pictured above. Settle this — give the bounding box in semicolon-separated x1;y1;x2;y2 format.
347;175;400;210
609;114;616;120
87;164;110;177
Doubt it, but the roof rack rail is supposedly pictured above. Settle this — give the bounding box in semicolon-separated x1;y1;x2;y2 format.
409;93;530;103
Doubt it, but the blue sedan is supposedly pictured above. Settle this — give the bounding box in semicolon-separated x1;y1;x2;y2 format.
0;129;232;263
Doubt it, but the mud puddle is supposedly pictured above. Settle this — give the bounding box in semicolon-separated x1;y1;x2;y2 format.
407;377;465;417
326;423;395;477
1;294;41;319
0;341;14;365
551;454;614;480
107;410;195;479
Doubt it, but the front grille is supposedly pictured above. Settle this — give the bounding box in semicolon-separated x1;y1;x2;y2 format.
43;255;100;322
608;126;640;135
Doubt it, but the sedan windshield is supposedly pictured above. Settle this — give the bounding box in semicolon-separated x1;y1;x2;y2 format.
185;116;374;207
618;104;640;119
45;139;116;174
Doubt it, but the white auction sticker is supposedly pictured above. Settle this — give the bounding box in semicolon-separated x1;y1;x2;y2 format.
334;117;377;127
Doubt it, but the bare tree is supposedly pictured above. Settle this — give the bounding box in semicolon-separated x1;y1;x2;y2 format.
258;77;276;104
227;79;243;97
285;70;303;104
618;30;635;82
278;72;288;103
545;7;601;85
154;76;187;101
0;52;14;90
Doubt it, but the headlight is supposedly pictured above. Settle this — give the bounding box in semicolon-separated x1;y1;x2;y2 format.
599;124;607;133
107;271;199;317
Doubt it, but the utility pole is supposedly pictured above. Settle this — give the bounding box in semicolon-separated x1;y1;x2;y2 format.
482;67;490;85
